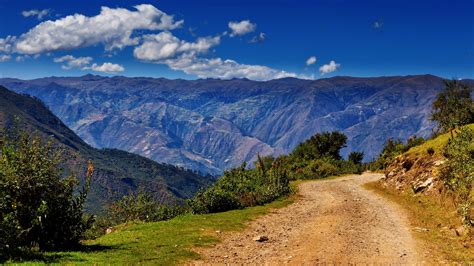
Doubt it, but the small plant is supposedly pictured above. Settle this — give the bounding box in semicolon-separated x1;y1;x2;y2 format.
427;147;435;156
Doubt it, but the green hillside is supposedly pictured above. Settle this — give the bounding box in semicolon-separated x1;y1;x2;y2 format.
0;86;214;213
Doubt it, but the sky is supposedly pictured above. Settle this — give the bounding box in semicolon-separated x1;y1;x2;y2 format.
0;0;473;80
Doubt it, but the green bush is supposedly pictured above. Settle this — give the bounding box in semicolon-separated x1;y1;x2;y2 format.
189;158;291;214
441;127;474;226
107;190;186;224
0;129;93;259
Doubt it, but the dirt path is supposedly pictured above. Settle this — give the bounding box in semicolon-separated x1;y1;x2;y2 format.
194;173;425;264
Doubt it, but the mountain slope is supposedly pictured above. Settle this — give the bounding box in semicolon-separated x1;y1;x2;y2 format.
0;86;213;213
1;75;470;174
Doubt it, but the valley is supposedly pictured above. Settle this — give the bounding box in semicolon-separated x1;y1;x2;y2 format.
1;74;468;175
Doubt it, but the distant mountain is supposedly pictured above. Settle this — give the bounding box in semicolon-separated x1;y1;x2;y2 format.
0;85;213;213
1;75;471;174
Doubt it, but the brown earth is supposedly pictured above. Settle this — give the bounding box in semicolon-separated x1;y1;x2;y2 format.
194;173;430;264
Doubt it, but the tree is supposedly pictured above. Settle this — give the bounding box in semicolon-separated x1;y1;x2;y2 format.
292;131;347;161
0;128;93;258
348;151;364;165
431;80;474;138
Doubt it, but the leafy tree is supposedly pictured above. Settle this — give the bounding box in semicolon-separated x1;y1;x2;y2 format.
348;152;364;165
291;131;347;161
0;128;93;258
431;80;474;137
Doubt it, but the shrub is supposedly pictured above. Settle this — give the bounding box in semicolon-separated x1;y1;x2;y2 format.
107;190;186;225
189;158;291;214
427;147;435;156
440;127;474;226
0;129;93;259
348;151;364;165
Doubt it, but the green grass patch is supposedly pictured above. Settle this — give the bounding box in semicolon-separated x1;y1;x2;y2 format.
9;195;295;265
365;181;473;264
406;124;474;157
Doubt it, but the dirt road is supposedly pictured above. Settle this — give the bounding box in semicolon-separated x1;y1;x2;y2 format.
195;173;424;264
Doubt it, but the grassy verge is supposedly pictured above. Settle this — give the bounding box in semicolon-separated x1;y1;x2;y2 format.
365;181;473;263
10;190;297;265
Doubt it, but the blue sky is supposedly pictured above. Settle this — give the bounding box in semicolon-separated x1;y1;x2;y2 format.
0;0;472;80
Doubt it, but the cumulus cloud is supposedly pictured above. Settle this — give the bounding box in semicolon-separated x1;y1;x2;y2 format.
163;54;309;80
133;31;307;80
53;54;123;73
22;9;51;20
0;54;11;62
90;62;125;73
319;60;340;75
54;55;92;70
228;20;256;37
306;56;317;66
249;32;266;43
133;32;220;61
14;4;183;54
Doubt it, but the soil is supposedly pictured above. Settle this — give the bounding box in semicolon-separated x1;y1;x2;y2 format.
194;173;429;264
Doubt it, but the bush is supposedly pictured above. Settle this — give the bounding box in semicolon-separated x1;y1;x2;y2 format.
189;157;291;214
0;129;93;259
427;147;435;156
348;151;364;165
441;127;474;226
107;190;185;225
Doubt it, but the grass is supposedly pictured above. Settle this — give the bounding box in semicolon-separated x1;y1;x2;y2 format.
406;123;474;157
9;193;295;265
365;181;473;264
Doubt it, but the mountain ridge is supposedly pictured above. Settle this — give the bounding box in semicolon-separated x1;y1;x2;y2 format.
1;74;471;174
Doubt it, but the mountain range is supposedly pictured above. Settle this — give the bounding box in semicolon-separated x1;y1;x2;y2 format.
0;85;213;213
1;74;470;175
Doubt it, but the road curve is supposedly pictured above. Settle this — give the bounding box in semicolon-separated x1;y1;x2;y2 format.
194;173;422;264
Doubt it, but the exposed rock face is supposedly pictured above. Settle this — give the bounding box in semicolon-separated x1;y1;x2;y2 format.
1;74;467;174
382;154;443;194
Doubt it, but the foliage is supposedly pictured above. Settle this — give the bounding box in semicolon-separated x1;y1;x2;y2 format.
189;156;291;214
427;147;435;156
0;128;93;260
106;190;185;225
431;80;474;136
291;131;347;161
348;151;364;165
370;136;425;170
440;127;474;226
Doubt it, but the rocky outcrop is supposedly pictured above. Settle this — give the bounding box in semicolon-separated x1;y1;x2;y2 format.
382;154;445;194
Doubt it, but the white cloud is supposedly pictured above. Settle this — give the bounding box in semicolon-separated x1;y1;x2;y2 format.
0;36;16;54
14;4;183;54
133;31;307;80
133;32;220;61
228;20;256;37
160;53;311;81
249;32;266;43
0;54;11;62
54;55;92;70
90;62;125;73
22;9;51;20
319;60;340;75
306;56;317;66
